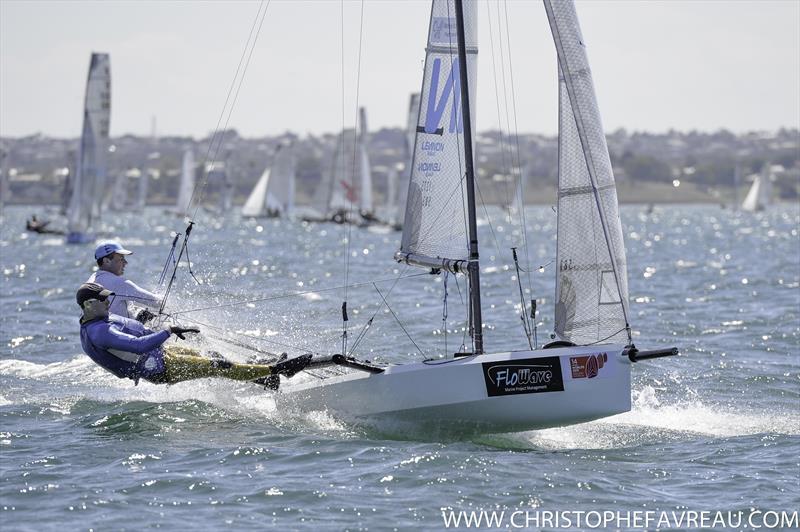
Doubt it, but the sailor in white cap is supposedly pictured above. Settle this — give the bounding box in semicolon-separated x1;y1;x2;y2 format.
86;240;162;320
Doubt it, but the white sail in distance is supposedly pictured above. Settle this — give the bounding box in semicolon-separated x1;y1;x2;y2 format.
545;0;630;345
392;93;421;225
135;170;148;211
0;147;9;215
741;164;772;212
176;149;195;216
67;53;111;239
397;0;477;272
243;144;295;217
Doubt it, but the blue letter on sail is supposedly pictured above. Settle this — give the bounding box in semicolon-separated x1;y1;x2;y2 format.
425;58;463;135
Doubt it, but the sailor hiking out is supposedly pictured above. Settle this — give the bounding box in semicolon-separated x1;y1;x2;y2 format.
76;283;296;385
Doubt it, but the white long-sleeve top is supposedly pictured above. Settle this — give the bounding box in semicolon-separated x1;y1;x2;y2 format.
86;270;162;318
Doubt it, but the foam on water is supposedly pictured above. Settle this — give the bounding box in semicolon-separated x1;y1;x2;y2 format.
0;356;354;435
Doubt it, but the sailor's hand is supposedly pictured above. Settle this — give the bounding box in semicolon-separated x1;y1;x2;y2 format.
170;326;200;340
135;309;157;324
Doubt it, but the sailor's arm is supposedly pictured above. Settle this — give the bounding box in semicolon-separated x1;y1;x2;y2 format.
118;279;162;309
91;322;171;354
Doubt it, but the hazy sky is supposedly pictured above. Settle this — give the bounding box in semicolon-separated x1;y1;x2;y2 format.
1;0;798;139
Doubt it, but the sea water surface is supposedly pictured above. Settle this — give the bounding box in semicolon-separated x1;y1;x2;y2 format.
1;204;798;530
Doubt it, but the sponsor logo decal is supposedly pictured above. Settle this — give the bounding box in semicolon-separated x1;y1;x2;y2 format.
424;58;463;135
569;353;609;379
482;356;564;397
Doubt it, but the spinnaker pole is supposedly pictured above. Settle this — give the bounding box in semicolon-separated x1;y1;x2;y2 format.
454;0;483;355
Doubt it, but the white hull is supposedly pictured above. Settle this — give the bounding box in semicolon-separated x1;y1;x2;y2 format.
277;345;630;434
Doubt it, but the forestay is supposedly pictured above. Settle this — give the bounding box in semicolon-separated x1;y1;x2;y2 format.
397;0;477;273
67;53;111;237
545;0;630;345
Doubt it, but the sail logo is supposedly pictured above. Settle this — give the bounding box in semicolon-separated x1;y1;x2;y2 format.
482;356;564;397
422;58;463;136
569;353;610;379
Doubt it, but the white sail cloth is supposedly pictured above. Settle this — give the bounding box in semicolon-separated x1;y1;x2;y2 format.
242;144;295;217
175;149;195;217
67;53;111;236
741;165;772;212
398;0;477;271
545;0;630;345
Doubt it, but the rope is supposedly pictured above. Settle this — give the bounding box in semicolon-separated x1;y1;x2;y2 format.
189;0;271;218
502;0;535;299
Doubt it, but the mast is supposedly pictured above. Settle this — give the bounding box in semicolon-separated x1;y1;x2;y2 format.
454;0;482;354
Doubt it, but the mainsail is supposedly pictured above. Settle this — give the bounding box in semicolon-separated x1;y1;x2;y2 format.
396;0;477;272
67;52;111;240
176;149;195;216
545;0;630;345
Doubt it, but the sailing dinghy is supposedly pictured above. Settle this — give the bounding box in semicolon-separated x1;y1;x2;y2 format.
741;164;773;212
66;52;111;244
272;0;677;433
304;107;375;225
242;143;296;218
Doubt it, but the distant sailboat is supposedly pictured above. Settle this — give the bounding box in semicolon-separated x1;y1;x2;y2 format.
66;52;111;244
242;143;296;218
307;107;374;224
174;149;195;218
0;147;9;216
135;168;149;212
741;164;773;212
389;93;421;229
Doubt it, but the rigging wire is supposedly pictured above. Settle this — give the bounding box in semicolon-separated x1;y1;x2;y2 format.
157;1;271;316
177;314;318;355
339;0;366;357
485;1;513;209
445;0;473;353
502;0;535;299
189;0;271;218
170;271;429;316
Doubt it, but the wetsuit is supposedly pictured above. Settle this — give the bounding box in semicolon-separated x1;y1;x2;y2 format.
80;314;170;383
79;313;276;384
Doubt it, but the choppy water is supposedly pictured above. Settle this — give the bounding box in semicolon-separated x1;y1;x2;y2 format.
1;204;798;530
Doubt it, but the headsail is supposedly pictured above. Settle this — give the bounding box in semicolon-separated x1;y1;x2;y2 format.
396;0;477;273
242;167;271;217
741;164;772;212
545;0;630;345
243;143;296;218
544;0;630;344
67;52;111;240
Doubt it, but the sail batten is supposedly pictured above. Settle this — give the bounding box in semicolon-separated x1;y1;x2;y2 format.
398;0;477;268
545;0;630;345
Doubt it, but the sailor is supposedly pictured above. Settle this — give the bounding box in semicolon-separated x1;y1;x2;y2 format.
76;282;283;385
87;240;161;321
